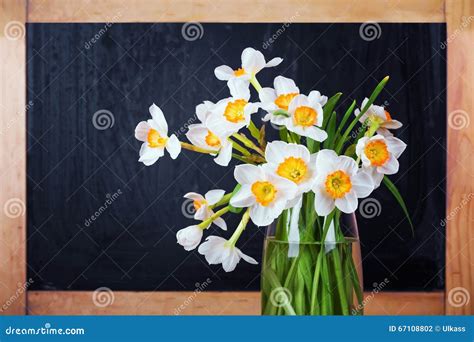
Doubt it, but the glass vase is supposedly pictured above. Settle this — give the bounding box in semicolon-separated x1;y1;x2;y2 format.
261;195;364;315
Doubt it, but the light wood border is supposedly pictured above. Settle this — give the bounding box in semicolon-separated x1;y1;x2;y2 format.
0;0;27;315
28;291;445;315
1;0;472;315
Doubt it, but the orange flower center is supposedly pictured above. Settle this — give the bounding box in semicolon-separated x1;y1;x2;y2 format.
293;106;317;127
234;68;246;76
251;181;277;206
276;157;308;184
325;170;352;199
224;99;248;123
205;130;221;148
364;140;390;166
274;93;298;110
147;129;168;148
193;199;206;211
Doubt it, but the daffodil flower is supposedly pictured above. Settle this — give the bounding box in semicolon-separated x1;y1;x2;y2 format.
279;94;328;142
183;189;227;230
134;104;181;166
230;164;297;226
176;225;203;251
186;101;233;166
214;47;282;81
263;141;317;203
356;134;407;188
198;236;258;272
312;150;373;215
355;98;402;135
260;76;327;124
206;78;260;137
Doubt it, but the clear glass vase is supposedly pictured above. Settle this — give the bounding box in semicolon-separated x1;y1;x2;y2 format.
261;195;364;315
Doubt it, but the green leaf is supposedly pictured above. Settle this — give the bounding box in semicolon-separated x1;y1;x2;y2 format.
344;144;356;157
228;184;243;214
273;109;290;117
335;76;389;154
322;92;342;129
323;111;337;149
383;176;414;233
334;100;356;147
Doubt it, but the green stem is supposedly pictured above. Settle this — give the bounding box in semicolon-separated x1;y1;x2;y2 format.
181;142;216;154
209;193;233;209
248;120;261;141
331;247;350;315
232;133;265;157
230;138;251;156
249;75;263;92
198;206;230;229
227;208;250;246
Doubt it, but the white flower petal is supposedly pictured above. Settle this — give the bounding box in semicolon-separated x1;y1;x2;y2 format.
386;136;407;158
237;248;258;264
166;134;181;159
259;87;277;104
205;189;225;205
265;57;283;68
214;65;234;81
176;225;203;251
149;103;168;135
378;154;399;175
274;76;299;96
213;217;227;231
351;171;374;198
250;205;278;226
138;143;164;166
227;78;250;100
241;47;266;74
214;141;232;166
183;192;205;201
314;188;335;216
195;101;215;123
234;164;262;184
383;119;403;129
230;185;256;208
221;248;240;272
135;121;150;142
335;191;358;213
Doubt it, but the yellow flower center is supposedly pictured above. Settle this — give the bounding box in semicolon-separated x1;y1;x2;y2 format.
293;106;317;127
274;93;298;110
234;68;246;76
325;170;352;199
193;199;206;211
224;99;248;123
147;129;168;148
251;181;277;206
364;140;390;166
384;110;392;121
205;130;221;148
276;157;308;184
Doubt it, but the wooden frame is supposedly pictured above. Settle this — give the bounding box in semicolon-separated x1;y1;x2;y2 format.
1;0;472;315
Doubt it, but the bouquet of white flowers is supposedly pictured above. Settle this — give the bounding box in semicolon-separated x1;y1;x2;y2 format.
133;47;411;315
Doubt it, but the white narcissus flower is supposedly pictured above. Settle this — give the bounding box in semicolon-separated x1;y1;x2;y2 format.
356;134;407;188
263;141;317;198
312;150;374;215
206;78;260;137
278;94;328;142
134;104;181;166
183;189;227;230
260;76;327;123
186;101;232;166
214;47;283;81
198;236;258;272
176;225;203;251
355;98;402;135
230;164;297;226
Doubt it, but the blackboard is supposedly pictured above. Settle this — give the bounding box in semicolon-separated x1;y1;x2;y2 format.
27;23;446;291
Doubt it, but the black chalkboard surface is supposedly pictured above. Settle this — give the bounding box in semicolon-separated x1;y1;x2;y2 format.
27;23;446;291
